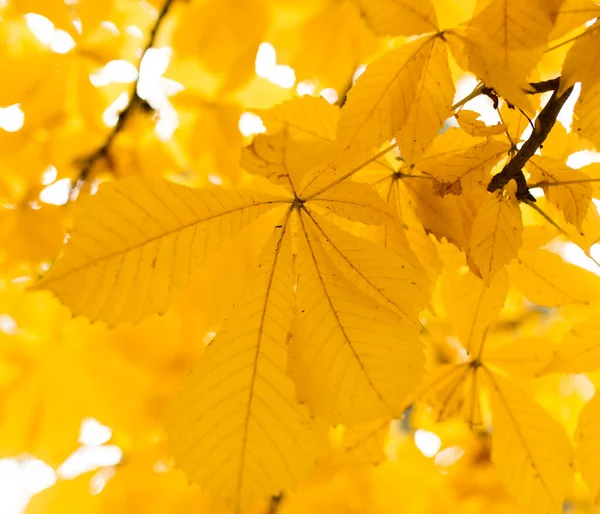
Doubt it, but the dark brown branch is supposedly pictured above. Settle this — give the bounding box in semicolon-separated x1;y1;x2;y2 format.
526;77;560;94
487;78;574;201
70;0;178;199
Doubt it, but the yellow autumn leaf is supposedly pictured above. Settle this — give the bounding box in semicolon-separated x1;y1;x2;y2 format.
330;419;390;466
413;363;482;425
288;210;424;425
242;97;339;192
528;156;593;231
487;370;574;514
509;249;600;306
443;268;508;356
306;180;397;225
549;0;600;40
301;211;429;318
469;190;523;282
545;316;600;372
455;110;507;137
352;0;439;37
485;337;554;377
416;138;510;192
576;392;600;503
170;0;267;91
285;0;378;91
36;178;286;324
168;223;325;512
463;0;557;105
560;23;600;147
337;35;453;158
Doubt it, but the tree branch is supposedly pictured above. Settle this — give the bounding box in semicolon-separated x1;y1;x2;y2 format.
70;0;178;199
487;78;574;201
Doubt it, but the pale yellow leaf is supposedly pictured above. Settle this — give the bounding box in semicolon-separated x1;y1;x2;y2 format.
560;24;600;147
444;269;508;356
242;97;340;192
509;249;600;306
488;371;574;513
469;191;523;282
446;28;533;112
331;419;390;466
528;156;593;230
337;35;453;157
549;0;600;40
286;1;378;91
302;211;429;318
414;364;482;425
288;211;424;425
465;0;555;102
485;337;554;377
353;0;439;36
545;317;600;372
307;181;396;225
576;393;600;502
455;110;507;137
169;222;324;512
37;178;285;324
417;139;510;192
395;37;455;163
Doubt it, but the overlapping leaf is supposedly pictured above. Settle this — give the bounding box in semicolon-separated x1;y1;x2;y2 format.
288;211;424;425
169;224;325;512
487;372;574;513
36;178;286;324
337;34;454;158
353;0;439;37
469;190;523;282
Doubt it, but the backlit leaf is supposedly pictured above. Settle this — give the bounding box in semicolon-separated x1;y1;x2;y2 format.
337;35;453;157
288;211;424;425
37;178;285;324
469;190;523;282
488;371;574;513
169;222;324;512
353;0;439;37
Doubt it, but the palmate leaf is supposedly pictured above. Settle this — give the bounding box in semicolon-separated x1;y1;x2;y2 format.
560;23;600;148
509;249;600;306
469;189;523;282
576;392;600;502
288;209;424;425
446;0;559;112
545;316;600;373
487;371;574;514
443;268;508;356
301;211;428;318
241;97;339;192
528;156;593;231
168;221;325;513
337;34;454;158
352;0;439;37
36;178;286;324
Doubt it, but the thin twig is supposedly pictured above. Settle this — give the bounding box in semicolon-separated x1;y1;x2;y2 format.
70;0;178;200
